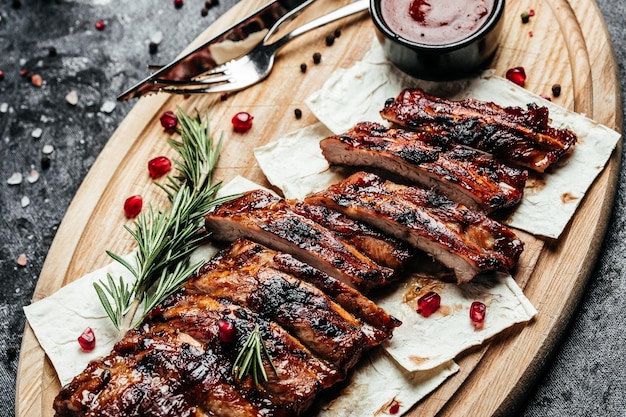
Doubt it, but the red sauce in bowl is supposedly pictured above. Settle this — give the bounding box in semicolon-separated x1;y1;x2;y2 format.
380;0;495;45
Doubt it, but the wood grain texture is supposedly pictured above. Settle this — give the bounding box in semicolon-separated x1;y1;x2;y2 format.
15;0;622;416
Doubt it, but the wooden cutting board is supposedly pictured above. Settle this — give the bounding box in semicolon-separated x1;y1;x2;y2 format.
16;0;622;416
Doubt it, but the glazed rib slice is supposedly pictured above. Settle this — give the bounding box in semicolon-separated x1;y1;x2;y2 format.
286;199;413;269
204;189;397;292
380;88;577;172
320;121;528;212
305;172;524;283
268;251;401;344
54;293;339;417
190;239;367;370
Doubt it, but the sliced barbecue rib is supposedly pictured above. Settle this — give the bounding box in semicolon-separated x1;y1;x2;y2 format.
380;88;577;172
320;121;528;212
190;239;367;370
204;189;397;292
305;172;524;283
54;293;340;417
286;199;413;269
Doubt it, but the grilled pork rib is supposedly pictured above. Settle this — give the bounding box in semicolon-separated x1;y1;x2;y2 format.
380;88;577;172
287;199;413;269
306;172;524;283
204;189;397;292
190;239;367;370
320;121;528;212
54;294;340;417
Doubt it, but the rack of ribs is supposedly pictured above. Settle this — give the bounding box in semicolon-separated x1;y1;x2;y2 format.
305;171;524;284
319;121;528;212
380;88;577;172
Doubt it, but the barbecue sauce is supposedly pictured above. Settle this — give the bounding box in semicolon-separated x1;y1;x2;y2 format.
381;0;494;45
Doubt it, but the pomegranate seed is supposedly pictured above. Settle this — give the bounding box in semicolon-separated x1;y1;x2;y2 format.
231;112;254;133
470;301;487;329
389;400;400;414
78;327;96;351
95;20;106;31
416;291;441;317
148;156;172;179
159;110;178;130
217;319;236;342
174;0;184;8
505;67;526;87
529;9;535;16
123;195;143;218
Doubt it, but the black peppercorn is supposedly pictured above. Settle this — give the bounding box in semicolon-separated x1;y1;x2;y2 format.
551;83;561;97
41;157;51;170
201;7;208;16
325;34;335;46
294;108;302;119
521;11;530;24
312;52;322;64
334;28;341;38
300;63;307;73
149;42;158;54
48;46;57;57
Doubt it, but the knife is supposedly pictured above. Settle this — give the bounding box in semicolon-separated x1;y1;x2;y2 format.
117;0;317;101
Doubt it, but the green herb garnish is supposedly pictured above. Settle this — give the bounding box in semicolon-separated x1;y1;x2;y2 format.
94;108;233;333
232;324;279;386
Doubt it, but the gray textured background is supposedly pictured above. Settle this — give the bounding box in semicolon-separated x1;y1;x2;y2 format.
1;1;624;416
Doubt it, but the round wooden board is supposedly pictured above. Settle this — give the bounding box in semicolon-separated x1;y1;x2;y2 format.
16;0;622;416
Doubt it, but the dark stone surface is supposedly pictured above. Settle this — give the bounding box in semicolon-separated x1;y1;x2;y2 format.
0;1;624;416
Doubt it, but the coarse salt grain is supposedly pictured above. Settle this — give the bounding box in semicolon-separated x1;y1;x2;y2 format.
100;100;116;114
32;127;43;139
42;144;54;154
0;102;8;113
7;172;23;185
66;90;78;106
17;253;27;266
27;170;40;183
151;31;163;45
21;195;30;207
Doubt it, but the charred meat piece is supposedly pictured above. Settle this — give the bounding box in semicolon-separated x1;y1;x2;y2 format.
204;189;397;292
320;121;528;212
190;239;367;370
380;88;577;172
305;172;524;283
54;293;339;417
287;199;413;269
268;251;401;344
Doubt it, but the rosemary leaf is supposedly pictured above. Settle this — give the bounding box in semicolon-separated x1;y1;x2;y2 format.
232;324;278;386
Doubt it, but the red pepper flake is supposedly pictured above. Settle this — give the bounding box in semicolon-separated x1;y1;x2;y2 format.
123;195;143;218
231;111;254;133
159;110;178;130
219;92;228;101
529;9;535;17
78;327;96;352
528;31;534;37
31;74;43;87
416;291;441;318
540;94;552;101
95;20;106;31
19;68;28;77
16;253;27;267
505;67;526;87
470;301;487;329
148;156;172;179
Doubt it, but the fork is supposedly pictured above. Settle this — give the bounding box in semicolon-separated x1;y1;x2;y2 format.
156;0;369;95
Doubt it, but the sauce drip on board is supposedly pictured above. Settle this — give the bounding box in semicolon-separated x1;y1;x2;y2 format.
381;0;494;45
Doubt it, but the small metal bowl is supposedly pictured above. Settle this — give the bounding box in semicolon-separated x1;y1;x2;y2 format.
370;0;505;80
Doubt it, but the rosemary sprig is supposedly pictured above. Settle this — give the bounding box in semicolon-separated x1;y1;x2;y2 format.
232;324;279;386
94;108;232;333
